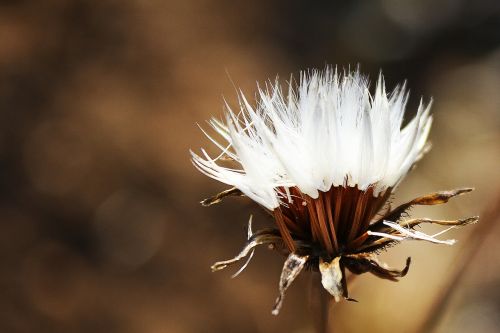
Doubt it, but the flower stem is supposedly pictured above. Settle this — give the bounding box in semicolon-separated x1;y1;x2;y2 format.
309;272;333;333
416;191;500;333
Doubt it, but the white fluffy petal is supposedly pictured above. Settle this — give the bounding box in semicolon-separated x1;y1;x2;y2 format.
192;68;432;209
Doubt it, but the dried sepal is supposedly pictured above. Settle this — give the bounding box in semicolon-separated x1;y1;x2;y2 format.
400;216;478;229
344;253;411;281
272;253;309;315
201;187;244;207
372;188;474;226
211;224;282;272
230;216;255;278
360;216;479;252
319;257;350;302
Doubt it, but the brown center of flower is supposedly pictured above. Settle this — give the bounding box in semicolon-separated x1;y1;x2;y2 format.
273;186;391;257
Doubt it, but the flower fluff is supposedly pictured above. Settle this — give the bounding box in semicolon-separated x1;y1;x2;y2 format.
193;69;432;210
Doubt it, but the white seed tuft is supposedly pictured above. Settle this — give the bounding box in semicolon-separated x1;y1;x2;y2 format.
192;68;432;210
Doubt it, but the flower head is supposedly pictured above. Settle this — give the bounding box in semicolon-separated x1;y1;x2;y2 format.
192;67;477;314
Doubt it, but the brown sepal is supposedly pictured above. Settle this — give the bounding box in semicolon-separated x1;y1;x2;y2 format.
272;253;309;315
344;253;411;282
359;216;479;253
201;187;244;207
319;257;356;302
211;228;282;272
371;188;474;228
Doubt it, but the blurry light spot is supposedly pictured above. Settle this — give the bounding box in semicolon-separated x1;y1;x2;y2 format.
444;301;500;333
21;242;91;320
0;17;35;65
94;190;166;270
338;2;416;61
24;119;93;196
381;0;463;34
430;50;500;124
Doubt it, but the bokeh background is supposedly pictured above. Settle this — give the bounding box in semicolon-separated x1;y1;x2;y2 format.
0;1;499;332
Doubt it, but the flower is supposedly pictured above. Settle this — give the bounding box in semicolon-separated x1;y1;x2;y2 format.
191;67;477;315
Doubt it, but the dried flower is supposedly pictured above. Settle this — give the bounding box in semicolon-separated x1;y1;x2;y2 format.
191;68;477;315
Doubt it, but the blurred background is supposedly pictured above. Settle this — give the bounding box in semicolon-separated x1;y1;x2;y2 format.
0;0;499;332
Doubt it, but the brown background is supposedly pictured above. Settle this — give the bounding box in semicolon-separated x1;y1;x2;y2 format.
0;1;499;332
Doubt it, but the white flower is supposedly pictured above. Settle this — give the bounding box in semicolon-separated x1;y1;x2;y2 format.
191;68;432;211
194;67;476;314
